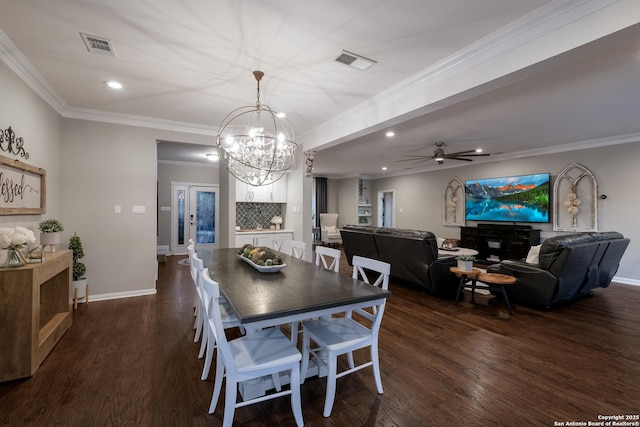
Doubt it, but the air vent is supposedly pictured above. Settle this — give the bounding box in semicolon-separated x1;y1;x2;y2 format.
80;33;117;57
334;50;376;71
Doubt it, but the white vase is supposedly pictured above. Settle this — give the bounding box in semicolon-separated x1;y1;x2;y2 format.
73;278;88;298
72;278;89;308
457;260;473;271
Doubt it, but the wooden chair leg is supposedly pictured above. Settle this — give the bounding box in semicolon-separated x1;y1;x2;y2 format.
85;283;89;305
74;287;78;310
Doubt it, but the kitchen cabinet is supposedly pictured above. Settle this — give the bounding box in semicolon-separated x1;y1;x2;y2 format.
235;175;287;203
235;230;293;254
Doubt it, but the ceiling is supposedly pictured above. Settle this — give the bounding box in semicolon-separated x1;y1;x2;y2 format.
1;1;639;178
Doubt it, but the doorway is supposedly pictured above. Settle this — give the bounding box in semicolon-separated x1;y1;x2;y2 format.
171;183;219;255
377;190;395;227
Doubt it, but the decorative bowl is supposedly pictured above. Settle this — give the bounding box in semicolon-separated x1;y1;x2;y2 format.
237;254;286;273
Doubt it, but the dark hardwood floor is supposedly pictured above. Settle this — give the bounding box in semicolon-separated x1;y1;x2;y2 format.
1;251;639;426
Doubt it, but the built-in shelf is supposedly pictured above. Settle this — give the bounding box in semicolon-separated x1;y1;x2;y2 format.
357;178;372;226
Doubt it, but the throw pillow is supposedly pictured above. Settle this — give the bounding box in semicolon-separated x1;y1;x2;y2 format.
325;225;338;234
526;244;541;265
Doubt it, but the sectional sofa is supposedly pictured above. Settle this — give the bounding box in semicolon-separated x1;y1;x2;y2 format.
487;231;629;308
340;225;459;297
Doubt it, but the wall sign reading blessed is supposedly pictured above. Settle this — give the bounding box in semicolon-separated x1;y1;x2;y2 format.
0;154;46;215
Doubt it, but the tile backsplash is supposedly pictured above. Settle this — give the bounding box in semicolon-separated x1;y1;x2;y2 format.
236;203;283;229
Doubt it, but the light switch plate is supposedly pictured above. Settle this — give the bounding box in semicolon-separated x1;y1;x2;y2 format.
132;205;146;214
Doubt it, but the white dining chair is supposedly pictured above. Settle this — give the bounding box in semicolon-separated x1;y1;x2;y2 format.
189;248;205;343
300;255;390;417
290;240;307;260
314;245;341;272
190;254;209;350
188;244;197;316
194;263;243;381
201;268;304;427
272;237;283;252
289;245;343;343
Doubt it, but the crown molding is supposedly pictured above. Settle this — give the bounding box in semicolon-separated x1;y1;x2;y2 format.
62;107;219;135
299;0;621;149
0;0;623;142
0;29;67;114
0;28;220;136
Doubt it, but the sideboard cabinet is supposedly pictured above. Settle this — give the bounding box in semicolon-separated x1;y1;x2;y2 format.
0;250;72;382
460;224;540;264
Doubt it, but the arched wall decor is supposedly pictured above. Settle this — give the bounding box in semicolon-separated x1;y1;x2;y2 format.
553;163;598;231
443;177;465;226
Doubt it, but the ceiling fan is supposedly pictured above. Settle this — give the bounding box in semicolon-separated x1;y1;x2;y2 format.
399;142;490;165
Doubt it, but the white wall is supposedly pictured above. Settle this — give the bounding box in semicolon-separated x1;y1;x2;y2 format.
57;121;220;299
0;62;63;231
59;120;159;298
367;142;640;283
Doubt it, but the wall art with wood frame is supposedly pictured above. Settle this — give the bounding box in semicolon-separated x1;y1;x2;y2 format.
0;154;46;215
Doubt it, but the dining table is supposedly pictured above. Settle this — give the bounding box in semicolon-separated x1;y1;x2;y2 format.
199;247;392;331
198;247;392;401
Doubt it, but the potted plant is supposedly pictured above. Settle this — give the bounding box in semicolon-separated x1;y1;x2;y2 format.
456;254;475;271
38;219;64;252
68;232;88;307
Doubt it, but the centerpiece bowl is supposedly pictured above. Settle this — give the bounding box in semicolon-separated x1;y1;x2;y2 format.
237;244;286;273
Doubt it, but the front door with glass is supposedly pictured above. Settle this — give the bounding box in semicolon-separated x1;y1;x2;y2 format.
172;184;219;255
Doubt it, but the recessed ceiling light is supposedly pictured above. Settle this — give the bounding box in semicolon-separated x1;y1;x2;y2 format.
386;131;395;138
381;166;388;171
104;81;122;89
276;112;287;118
475;148;483;153
206;153;219;162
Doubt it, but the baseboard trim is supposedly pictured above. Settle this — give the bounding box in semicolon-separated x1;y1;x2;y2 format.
612;276;640;287
83;288;157;303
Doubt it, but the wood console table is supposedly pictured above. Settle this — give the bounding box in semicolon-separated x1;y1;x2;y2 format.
0;250;73;382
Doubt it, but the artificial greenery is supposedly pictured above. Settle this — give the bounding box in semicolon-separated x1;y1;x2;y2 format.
38;219;64;233
456;254;476;261
68;232;87;280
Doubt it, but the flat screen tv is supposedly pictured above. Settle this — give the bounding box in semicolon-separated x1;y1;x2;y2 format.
464;173;550;223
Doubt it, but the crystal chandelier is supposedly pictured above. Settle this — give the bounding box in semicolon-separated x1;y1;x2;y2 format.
216;71;297;186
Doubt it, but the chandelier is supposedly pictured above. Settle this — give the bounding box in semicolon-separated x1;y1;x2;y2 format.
216;71;297;186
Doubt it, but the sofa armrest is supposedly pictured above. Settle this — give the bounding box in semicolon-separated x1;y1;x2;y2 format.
487;260;560;308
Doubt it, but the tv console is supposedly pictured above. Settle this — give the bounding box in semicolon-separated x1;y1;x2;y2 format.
460;224;540;265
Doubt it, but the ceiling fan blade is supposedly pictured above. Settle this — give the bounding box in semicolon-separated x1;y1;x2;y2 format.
454;153;491;157
396;156;432;162
443;149;477;157
447;157;474;162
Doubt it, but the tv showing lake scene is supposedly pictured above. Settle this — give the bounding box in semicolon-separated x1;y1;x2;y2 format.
464;173;550;223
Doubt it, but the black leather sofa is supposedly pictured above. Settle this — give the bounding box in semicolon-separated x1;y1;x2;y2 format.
487;231;629;308
340;225;459;297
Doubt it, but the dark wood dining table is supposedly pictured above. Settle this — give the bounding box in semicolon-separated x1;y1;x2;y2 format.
199;248;392;331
